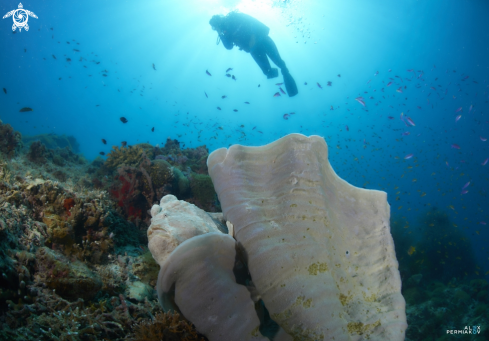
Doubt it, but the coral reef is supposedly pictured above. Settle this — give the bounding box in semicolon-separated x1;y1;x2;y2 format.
105;145;146;169
23;133;80;153
129;311;207;341
392;207;479;283
188;173;218;212
0;120;23;158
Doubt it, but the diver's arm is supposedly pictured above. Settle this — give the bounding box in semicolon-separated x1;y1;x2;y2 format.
220;33;234;50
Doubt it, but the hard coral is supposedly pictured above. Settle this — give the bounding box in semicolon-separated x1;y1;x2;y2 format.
105;146;145;169
131;311;207;341
26;140;47;164
0;119;23;158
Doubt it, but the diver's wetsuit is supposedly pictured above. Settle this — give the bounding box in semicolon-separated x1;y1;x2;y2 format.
218;12;288;78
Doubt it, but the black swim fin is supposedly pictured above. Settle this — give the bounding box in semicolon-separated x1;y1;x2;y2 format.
282;69;298;97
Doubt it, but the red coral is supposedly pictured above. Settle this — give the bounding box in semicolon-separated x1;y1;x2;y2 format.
109;172;144;220
63;198;75;216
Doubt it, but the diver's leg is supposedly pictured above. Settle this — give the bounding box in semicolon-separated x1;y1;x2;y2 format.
263;36;298;97
262;36;287;71
251;44;277;78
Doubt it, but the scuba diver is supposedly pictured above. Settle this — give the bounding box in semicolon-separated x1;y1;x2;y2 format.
210;12;298;97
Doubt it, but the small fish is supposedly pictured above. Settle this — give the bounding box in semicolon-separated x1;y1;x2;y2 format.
451;144;460;149
327;81;332;86
121;141;127;147
374;71;379;76
151;127;154;132
275;82;283;86
482;158;488;166
401;132;410;136
317;82;322;89
345;125;349;131
455;115;462;122
480;221;487;225
279;87;286;95
404;153;414;159
152;63;156;70
217;107;221;110
283;113;290;120
66;58;71;62
252;126;256;130
461;190;468;195
469;104;473;112
396;87;403;93
258;84;261;87
407;246;416;256
101;139;107;144
354;97;365;106
388;116;394;119
73;49;80;52
244;101;250;104
120;117;128;123
205;92;208;98
102;74;107;77
387;81;393;86
273;92;281;97
337;74;341;77
406;117;415;126
222;95;227;99
480;136;487;141
206;70;212;76
19;107;33;112
52;54;56;59
99;152;105;155
232;75;236;80
304;82;307;85
455;107;462;112
226;74;231;77
233;109;238;112
2;88;6;94
226;68;233;72
462;181;470;190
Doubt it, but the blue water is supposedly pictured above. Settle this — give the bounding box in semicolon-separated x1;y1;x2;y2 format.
1;0;488;275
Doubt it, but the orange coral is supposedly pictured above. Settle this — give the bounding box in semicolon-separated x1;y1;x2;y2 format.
63;198;75;216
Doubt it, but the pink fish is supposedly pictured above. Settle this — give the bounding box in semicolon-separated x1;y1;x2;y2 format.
279;87;286;95
469;104;473;112
451;144;460;149
273;92;281;97
317;82;322;89
455;107;462;112
480;221;487;225
482;158;488;166
461;190;468;195
406;117;415;126
480;136;487;141
283;113;290;120
446;161;449;167
404;153;414;159
396;87;403;93
275;82;283;86
355;97;365;106
402;131;410;136
374;71;379;76
455;115;462;122
462;181;470;190
407;69;413;72
387;81;393;86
